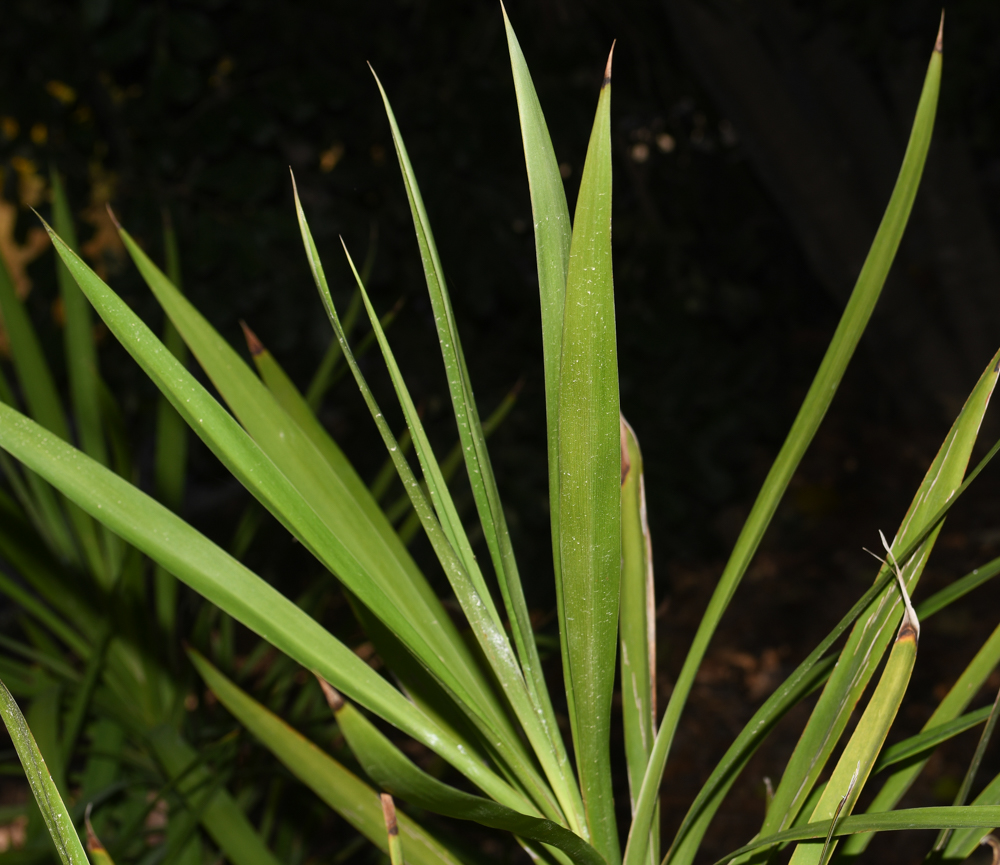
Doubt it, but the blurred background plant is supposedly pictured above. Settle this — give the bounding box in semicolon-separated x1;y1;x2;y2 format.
0;1;999;864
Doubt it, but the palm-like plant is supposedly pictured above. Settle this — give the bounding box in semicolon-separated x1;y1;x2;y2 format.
1;8;1000;865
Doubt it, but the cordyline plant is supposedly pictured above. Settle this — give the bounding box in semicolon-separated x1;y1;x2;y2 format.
1;8;1000;865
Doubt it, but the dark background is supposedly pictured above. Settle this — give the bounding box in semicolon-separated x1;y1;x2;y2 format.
3;0;1000;861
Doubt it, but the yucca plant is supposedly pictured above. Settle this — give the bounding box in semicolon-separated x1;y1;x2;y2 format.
3;8;1000;865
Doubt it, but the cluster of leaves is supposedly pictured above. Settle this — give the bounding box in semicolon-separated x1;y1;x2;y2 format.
3;7;1000;865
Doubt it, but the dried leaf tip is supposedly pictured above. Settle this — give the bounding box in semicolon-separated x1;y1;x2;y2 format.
315;674;345;712
85;804;105;853
603;40;616;89
935;11;944;53
879;529;920;641
239;320;265;357
105;203;122;231
380;793;399;836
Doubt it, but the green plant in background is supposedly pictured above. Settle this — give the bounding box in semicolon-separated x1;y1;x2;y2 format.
2;8;1000;865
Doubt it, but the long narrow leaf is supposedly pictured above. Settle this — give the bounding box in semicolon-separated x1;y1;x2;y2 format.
298;210;562;822
189;650;467;865
763;345;998;843
321;680;606;865
0;399;527;812
557;47;620;862
500;2;572;620
153;210;189;633
787;615;918;864
713;807;1000;865
0;241;75;561
841;617;1000;857
147;726;281;865
113;224;519;764
0;678;88;865
344;241;582;825
372;58;579;829
625;31;944;865
51;172;118;587
619;416;656;864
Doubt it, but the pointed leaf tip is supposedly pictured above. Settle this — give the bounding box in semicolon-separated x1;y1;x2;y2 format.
239;321;264;357
84;805;104;853
315;675;345;712
936;11;944;53
603;41;615;88
104;203;121;231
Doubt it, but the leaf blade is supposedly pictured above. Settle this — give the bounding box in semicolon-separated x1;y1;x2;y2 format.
556;48;620;862
626;33;944;865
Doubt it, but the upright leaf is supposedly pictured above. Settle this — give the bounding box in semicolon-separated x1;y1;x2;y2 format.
762;343;997;842
370;71;572;811
619;416;657;864
786;613;918;864
0;241;75;561
557;47;620;862
153;211;189;633
624;29;943;865
841;617;1000;858
50;173;119;584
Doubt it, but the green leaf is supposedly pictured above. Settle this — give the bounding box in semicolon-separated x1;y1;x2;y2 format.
26;683;66;798
501;4;572;600
373;44;578;831
932;683;1000;855
915;554;1000;619
556;47;619;862
0;678;88;865
942;771;1000;859
314;229;564;823
712;806;1000;865
323;679;607;865
764;345;998;841
0;234;75;561
147;726;281;865
39;222;528;808
787;618;918;865
293;183;564;821
189;651;466;865
50;171;119;587
625;32;943;865
0;398;525;813
842;616;1000;858
153;210;190;634
305;223;374;410
50;172;106;471
112;225;520;769
872;706;992;774
619;417;656;864
395;384;520;544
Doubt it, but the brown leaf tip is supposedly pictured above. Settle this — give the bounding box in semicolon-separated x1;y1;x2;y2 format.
898;617;918;643
935;10;944;53
85;804;105;853
239;320;265;357
315;674;345;712
602;40;616;89
105;203;122;231
380;793;399;836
